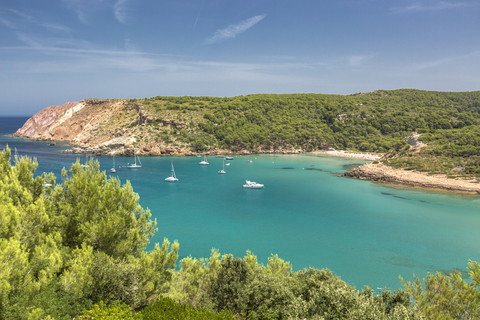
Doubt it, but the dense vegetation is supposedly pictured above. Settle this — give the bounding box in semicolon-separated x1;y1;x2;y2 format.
129;89;480;177
1;147;480;319
384;124;480;177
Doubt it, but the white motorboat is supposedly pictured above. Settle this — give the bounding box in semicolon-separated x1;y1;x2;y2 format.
243;180;264;189
225;156;234;160
127;154;142;168
165;160;179;182
199;154;209;165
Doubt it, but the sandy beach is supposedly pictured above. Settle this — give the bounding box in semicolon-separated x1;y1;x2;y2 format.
314;150;382;161
345;163;480;194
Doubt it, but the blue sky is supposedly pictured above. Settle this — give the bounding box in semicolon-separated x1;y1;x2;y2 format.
0;0;479;115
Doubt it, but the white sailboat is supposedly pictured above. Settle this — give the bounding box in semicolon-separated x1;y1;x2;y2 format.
165;160;179;182
127;154;142;168
218;159;226;174
12;147;18;168
110;156;117;173
83;154;89;167
199;154;209;165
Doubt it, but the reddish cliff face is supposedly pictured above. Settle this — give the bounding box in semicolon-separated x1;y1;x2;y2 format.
14;102;79;138
13;99;144;155
14;100;127;143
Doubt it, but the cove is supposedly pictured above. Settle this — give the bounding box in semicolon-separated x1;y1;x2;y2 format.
109;154;480;291
2;119;480;291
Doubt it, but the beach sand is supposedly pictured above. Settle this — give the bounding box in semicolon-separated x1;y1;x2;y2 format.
345;163;480;194
313;150;382;161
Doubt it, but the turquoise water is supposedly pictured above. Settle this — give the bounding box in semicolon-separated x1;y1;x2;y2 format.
2;118;480;291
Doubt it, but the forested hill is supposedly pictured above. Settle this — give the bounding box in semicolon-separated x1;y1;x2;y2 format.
15;89;480;176
165;89;480;153
137;89;480;176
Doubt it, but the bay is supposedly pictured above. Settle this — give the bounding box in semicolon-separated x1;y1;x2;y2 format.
1;117;480;291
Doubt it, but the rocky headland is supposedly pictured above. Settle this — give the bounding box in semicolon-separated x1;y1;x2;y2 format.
345;163;480;194
13;99;305;157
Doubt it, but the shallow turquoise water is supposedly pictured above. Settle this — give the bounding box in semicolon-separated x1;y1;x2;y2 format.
2;118;480;291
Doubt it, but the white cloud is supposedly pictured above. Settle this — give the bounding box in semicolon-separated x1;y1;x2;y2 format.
347;54;374;67
0;8;31;29
5;8;32;21
410;50;480;71
0;43;321;78
114;0;129;24
15;32;43;48
40;22;71;33
205;14;266;44
61;0;97;24
0;16;15;29
391;1;474;13
0;8;70;33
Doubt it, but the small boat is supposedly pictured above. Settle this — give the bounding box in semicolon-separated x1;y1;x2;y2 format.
110;156;117;173
12;147;18;168
248;160;253;163
165;160;179;182
225;162;231;166
218;159;226;174
243;180;264;189
127;154;142;168
226;156;233;160
199;154;209;165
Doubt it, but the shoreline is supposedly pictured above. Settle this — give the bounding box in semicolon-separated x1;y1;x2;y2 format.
9;135;480;194
312;150;382;161
345;163;480;194
6;135;382;159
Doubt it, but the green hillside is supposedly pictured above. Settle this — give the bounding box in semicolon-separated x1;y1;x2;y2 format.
130;89;480;177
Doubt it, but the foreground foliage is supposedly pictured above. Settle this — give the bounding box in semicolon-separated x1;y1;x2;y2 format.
1;147;479;319
402;260;480;320
0;148;178;319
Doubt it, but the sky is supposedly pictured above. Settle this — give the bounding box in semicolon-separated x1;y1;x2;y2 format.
0;0;479;116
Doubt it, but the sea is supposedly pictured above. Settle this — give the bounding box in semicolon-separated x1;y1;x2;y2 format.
1;116;480;291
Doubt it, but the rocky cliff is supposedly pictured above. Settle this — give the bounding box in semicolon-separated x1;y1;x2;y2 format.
14;98;306;157
14;99;198;156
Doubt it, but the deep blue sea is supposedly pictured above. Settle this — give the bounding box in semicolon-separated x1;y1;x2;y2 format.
2;117;480;291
